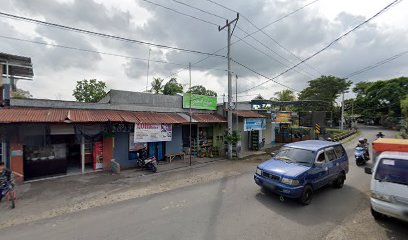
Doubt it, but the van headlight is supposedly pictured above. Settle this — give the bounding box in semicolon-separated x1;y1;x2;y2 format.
281;177;300;186
371;191;392;202
256;168;262;175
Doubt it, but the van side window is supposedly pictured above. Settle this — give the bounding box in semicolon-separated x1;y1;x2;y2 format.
325;148;337;161
334;145;345;158
316;152;326;163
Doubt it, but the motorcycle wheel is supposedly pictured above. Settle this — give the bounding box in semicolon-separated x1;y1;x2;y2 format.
151;163;157;173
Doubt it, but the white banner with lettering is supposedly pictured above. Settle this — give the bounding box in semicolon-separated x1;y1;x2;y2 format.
134;124;172;142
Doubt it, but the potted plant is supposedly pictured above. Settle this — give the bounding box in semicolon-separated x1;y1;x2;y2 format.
225;130;242;158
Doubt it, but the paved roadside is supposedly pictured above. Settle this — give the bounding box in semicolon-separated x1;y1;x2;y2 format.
0;155;270;229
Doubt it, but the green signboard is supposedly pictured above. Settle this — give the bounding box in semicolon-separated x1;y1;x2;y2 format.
183;94;217;110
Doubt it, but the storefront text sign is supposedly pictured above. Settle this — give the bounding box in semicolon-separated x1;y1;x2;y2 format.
244;118;266;131
134;124;172;142
183;94;217;110
273;112;292;123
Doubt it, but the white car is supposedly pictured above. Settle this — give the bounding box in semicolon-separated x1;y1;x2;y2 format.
365;152;408;222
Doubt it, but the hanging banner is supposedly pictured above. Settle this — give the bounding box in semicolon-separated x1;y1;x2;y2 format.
244;118;266;131
183;94;217;110
134;124;172;142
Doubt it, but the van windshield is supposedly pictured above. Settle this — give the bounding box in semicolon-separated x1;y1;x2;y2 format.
375;158;408;186
274;147;315;166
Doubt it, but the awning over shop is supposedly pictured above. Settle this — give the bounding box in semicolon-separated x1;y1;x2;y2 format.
231;110;266;118
192;113;227;123
0;107;188;124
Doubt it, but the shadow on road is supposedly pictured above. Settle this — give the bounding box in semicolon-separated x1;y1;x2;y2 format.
255;184;367;226
377;216;408;240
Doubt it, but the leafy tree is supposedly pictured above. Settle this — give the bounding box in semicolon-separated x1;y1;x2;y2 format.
12;89;32;99
187;85;217;97
163;78;183;95
401;95;408;118
73;79;107;103
353;77;408;125
273;90;296;101
298;75;351;111
150;77;164;94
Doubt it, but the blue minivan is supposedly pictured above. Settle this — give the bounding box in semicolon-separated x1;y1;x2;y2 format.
254;140;349;205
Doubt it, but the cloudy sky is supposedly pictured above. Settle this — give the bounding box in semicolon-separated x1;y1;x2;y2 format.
1;0;407;102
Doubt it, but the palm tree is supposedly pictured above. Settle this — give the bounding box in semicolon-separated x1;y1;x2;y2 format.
274;90;296;101
272;90;296;111
150;77;164;94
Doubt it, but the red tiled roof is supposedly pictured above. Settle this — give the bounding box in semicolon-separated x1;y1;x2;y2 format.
231;110;266;118
0;108;188;124
192;113;227;123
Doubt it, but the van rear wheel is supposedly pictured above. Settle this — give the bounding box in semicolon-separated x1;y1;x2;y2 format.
333;172;345;188
298;185;313;205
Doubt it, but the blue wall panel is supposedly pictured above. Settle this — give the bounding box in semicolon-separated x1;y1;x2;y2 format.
113;132;138;169
166;125;183;154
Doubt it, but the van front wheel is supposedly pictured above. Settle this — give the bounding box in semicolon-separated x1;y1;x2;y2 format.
298;185;313;205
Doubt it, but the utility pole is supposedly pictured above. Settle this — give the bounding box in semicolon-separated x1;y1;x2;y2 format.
235;74;239;132
189;63;192;166
219;13;239;159
341;91;345;130
145;48;151;92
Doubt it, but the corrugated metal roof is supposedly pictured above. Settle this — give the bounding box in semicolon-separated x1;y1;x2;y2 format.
232;110;266;118
0;108;189;124
192;113;227;123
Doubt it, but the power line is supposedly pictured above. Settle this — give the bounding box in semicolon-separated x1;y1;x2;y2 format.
0;11;226;58
204;0;323;76
171;0;226;21
0;35;233;73
161;0;321;80
170;0;318;78
238;0;402;94
232;59;300;93
344;50;408;79
140;0;219;26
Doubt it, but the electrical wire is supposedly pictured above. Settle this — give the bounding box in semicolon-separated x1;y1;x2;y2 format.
238;0;402;94
203;0;324;76
162;0;321;81
0;11;226;58
344;50;408;79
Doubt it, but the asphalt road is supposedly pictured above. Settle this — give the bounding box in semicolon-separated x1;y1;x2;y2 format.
1;126;407;240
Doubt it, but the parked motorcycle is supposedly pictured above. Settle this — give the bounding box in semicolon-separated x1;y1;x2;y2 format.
355;146;369;166
136;148;158;173
0;168;16;209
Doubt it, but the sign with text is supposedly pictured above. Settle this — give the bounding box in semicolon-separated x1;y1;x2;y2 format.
183;94;217;110
244;118;266;131
273;112;292;123
134;124;172;142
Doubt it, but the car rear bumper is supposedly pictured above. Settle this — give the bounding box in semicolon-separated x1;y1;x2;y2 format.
254;174;304;198
371;198;408;222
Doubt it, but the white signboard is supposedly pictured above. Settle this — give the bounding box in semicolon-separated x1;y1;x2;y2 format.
134;124;172;142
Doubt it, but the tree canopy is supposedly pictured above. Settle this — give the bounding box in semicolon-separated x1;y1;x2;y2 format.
73;79;108;103
353;77;408;123
12;88;32;99
187;85;217;97
150;77;164;94
298;75;351;111
163;78;183;95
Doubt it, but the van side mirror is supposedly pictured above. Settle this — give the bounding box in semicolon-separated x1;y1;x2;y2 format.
270;152;276;157
364;167;372;175
314;161;324;168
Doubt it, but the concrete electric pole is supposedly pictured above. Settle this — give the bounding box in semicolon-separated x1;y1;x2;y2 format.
341;91;345;130
218;13;239;159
